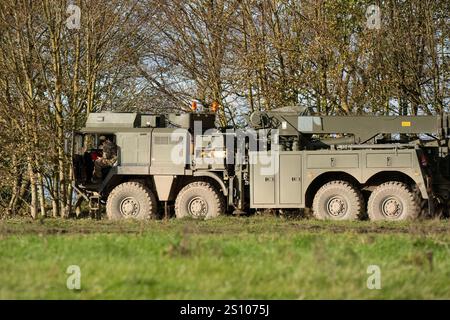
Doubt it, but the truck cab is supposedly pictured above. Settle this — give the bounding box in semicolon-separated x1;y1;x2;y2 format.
73;111;229;219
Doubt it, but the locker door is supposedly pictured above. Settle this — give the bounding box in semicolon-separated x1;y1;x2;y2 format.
279;154;302;205
251;153;276;205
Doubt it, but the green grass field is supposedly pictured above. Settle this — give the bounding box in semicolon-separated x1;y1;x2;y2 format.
0;215;449;299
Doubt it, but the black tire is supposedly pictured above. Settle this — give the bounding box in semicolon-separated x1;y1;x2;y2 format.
312;180;364;220
106;182;157;220
367;181;420;221
174;181;224;219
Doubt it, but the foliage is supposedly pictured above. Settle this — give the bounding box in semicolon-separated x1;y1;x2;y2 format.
0;0;448;217
0;216;449;299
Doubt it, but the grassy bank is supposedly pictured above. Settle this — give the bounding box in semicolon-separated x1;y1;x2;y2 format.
0;216;449;299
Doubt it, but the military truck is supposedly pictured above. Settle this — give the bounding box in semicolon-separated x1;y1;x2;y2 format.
72;109;450;220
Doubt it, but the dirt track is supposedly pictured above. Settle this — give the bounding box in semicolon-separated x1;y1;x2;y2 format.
0;216;449;236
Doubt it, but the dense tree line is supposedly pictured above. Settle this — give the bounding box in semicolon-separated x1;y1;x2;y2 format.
0;0;448;217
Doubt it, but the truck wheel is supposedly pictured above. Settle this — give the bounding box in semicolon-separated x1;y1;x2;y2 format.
106;182;157;220
367;182;420;221
175;181;224;219
312;181;364;220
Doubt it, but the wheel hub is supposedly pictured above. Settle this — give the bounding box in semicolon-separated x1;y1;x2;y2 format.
188;197;208;217
381;197;402;217
120;197;140;217
327;197;347;217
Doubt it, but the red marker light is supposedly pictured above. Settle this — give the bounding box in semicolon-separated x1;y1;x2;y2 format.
211;101;219;112
191;101;197;111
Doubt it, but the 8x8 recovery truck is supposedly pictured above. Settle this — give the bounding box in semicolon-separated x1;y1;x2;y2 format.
73;109;450;220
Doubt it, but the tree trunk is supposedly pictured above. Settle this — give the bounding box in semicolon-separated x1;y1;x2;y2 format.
7;154;21;215
37;172;46;217
27;160;38;219
52;170;60;218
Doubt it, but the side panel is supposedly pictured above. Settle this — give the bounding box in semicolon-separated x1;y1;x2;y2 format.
250;152;303;208
116;132;151;166
279;154;302;205
248;149;429;209
150;129;189;175
307;154;359;169
250;152;276;205
366;153;412;168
